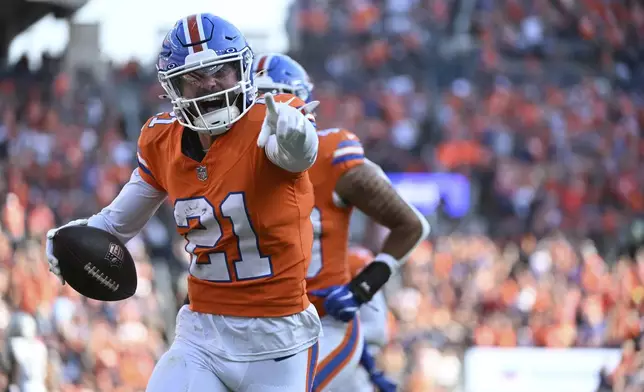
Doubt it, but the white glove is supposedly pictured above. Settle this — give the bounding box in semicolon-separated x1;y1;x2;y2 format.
45;218;88;285
257;93;319;153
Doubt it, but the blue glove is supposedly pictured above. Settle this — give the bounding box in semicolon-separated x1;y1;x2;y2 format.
309;285;359;322
359;344;397;392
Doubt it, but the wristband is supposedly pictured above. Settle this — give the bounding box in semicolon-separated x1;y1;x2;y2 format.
373;253;399;273
349;261;392;304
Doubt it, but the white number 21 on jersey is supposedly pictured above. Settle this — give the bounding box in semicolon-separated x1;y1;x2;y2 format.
174;193;272;282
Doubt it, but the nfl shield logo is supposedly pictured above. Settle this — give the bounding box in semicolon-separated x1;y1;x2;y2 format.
196;165;208;181
105;242;124;269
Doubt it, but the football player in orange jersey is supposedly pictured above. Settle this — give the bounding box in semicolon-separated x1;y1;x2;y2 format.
45;14;323;392
254;53;429;392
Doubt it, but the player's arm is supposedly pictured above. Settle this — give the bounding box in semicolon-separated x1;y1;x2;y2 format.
50;116;167;244
259;93;319;173
334;159;430;304
46;118;169;285
87;169;167;244
88;117;169;243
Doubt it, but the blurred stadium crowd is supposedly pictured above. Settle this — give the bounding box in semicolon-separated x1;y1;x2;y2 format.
0;0;643;391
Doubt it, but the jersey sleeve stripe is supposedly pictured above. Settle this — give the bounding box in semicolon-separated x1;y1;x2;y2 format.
136;152;149;168
333;146;364;158
137;160;155;178
332;154;365;165
137;167;164;191
136;152;156;179
337;140;362;148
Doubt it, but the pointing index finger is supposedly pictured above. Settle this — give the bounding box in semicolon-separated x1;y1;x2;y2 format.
264;92;278;117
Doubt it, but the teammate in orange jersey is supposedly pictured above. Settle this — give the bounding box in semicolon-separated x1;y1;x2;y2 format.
254;53;429;392
45;14;322;392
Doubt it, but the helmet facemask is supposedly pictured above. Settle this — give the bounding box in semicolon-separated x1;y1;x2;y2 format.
159;47;256;135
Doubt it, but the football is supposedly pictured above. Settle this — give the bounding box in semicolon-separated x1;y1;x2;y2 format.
52;225;138;301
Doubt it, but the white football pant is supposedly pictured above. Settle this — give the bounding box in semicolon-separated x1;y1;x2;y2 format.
312;316;364;392
146;306;319;392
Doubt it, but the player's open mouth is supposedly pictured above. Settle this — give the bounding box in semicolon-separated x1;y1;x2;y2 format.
200;96;226;112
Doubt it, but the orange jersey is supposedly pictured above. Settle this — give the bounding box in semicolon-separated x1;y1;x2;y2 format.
136;95;314;318
306;128;365;316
